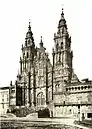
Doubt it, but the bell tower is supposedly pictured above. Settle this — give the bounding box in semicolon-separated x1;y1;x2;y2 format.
20;21;36;74
17;21;36;106
53;8;73;85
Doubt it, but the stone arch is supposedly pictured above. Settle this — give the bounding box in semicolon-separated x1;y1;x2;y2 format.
37;92;45;106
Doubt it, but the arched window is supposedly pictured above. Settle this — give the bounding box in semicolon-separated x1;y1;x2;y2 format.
37;92;45;106
23;53;25;58
61;42;63;49
27;52;29;58
55;84;60;92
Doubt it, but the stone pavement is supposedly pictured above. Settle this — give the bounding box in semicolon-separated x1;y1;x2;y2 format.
1;117;91;129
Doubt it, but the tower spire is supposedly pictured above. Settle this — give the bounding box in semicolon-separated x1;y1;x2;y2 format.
53;6;72;83
58;7;67;28
25;19;34;45
41;36;42;43
28;19;31;30
61;8;64;18
29;19;31;25
61;4;64;17
39;36;43;47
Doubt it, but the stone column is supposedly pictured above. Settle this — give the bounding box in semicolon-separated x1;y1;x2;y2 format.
46;56;48;104
52;49;55;100
33;67;36;107
28;72;31;106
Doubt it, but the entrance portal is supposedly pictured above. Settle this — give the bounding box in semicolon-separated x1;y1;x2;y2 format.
38;108;50;118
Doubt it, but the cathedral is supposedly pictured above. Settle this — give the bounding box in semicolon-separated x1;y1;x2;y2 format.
9;8;92;120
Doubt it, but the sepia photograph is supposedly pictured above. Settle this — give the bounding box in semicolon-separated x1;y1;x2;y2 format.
0;0;92;128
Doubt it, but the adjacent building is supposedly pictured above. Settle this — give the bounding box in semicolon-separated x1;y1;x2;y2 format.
0;87;9;115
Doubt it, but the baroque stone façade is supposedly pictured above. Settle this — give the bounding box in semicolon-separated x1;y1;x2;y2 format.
8;8;92;120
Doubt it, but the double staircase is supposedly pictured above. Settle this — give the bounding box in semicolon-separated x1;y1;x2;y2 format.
11;106;36;117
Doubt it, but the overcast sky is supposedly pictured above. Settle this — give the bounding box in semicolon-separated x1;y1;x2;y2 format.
0;0;92;87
